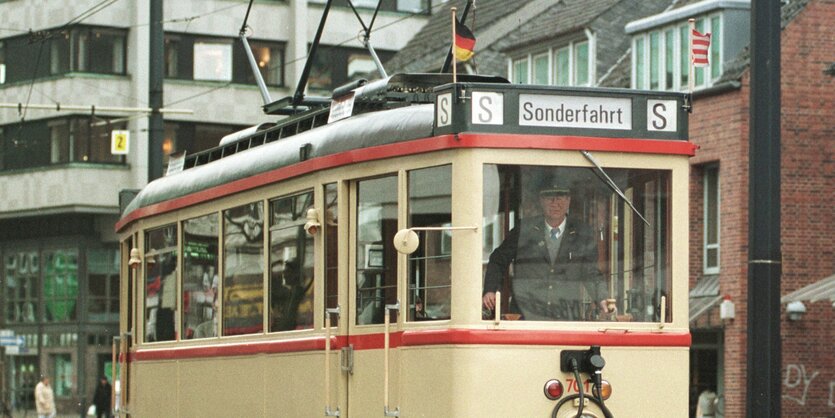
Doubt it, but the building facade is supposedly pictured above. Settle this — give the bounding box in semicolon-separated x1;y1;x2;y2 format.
0;0;430;414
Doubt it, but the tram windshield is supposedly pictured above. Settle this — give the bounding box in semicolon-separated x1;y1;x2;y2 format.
482;164;672;322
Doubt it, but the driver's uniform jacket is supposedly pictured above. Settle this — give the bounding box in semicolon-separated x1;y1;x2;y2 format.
483;215;606;320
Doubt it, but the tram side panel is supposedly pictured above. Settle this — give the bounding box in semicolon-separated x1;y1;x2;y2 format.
398;344;689;418
129;352;326;417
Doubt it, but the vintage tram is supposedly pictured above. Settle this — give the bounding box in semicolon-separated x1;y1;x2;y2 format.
115;74;694;417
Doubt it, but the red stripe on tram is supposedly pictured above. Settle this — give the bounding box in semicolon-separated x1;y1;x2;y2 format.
127;329;689;362
115;134;694;231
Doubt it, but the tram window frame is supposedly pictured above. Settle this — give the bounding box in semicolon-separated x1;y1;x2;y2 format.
355;174;399;326
407;164;452;322
181;213;220;340
324;183;339;312
268;190;315;333
143;224;178;343
481;164;673;323
222;201;265;336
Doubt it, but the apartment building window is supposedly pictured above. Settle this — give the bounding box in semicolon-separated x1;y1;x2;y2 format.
194;40;233;81
308;45;394;92
308;0;431;14
0;117;127;171
512;58;528;84
632;15;721;91
74;27;126;74
510;39;591;86
165;33;285;86
0;26;125;85
703;165;720;274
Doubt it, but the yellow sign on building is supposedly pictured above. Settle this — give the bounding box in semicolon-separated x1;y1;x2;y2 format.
111;130;130;155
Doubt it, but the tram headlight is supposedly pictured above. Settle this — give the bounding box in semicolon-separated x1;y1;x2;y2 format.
592;380;612;400
544;379;564;400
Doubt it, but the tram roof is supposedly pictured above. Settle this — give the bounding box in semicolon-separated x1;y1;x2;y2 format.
118;76;692;232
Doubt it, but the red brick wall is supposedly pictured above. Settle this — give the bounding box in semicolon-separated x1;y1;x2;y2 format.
776;0;834;416
689;0;834;416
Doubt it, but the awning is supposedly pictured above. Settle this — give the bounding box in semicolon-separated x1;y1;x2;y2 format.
781;274;835;304
689;275;722;323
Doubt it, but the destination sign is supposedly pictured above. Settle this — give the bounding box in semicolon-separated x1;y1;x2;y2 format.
519;94;632;130
433;83;688;141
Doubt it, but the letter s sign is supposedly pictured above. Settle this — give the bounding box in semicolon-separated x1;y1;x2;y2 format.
472;92;503;125
436;93;452;127
647;100;677;132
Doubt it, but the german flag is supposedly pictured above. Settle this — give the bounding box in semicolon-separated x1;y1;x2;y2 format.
453;20;476;62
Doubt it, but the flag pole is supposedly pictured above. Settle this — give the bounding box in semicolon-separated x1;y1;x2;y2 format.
452;7;458;84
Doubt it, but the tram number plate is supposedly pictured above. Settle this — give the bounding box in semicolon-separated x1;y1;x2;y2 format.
566;378;594;394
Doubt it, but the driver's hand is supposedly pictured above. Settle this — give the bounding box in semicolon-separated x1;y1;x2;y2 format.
599;299;617;314
483;292;497;310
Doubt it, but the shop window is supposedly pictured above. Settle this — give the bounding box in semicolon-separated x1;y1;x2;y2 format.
269;191;314;332
356;175;398;325
144;225;178;342
222;202;264;336
43;249;79;322
408;165;452;321
88;248;119;322
52;354;73;397
3;252;38;323
182;213;219;339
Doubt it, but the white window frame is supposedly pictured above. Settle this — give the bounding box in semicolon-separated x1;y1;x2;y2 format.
506;35;594;87
631;13;722;92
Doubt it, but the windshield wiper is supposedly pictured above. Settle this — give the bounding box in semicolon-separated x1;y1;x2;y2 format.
581;150;650;226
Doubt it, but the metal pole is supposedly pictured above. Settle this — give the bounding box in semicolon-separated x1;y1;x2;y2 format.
148;0;165;181
746;0;781;417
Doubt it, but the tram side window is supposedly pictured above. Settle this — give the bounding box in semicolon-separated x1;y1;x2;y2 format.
481;164;672;322
269;191;315;332
222;202;265;336
408;165;452;321
356;175;398;325
182;214;219;339
144;225;177;342
324;183;339;311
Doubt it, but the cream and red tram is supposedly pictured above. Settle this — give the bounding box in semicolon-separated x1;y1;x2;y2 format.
115;75;694;418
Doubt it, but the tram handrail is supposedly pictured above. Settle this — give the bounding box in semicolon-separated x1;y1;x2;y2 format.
383;302;400;417
324;307;341;417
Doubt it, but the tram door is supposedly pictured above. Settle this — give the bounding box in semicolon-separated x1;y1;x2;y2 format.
345;174;401;417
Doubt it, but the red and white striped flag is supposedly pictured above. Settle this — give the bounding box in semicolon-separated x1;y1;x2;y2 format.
691;29;711;67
